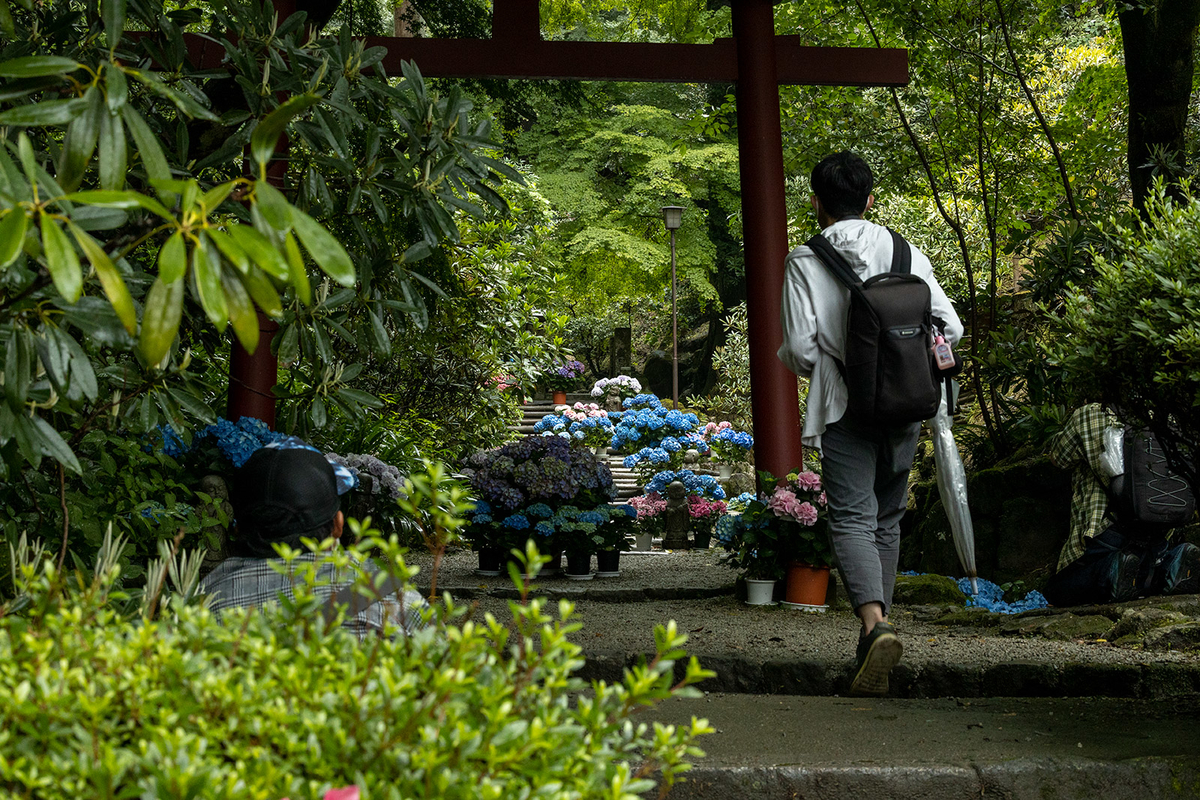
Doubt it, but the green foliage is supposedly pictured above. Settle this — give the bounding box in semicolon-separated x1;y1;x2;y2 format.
0;0;536;567
0;526;714;799
1051;183;1200;493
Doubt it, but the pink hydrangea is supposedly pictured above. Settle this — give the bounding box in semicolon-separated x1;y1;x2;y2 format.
630;492;667;518
767;488;799;517
794;501;819;526
817;492;827;506
795;471;822;491
686;495;726;519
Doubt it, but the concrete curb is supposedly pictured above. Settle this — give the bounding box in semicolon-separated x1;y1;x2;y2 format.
577;651;1200;699
422;584;735;603
661;758;1200;800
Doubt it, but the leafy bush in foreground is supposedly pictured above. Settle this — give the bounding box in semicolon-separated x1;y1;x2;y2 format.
0;532;712;799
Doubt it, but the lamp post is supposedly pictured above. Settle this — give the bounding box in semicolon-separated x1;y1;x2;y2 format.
661;205;684;407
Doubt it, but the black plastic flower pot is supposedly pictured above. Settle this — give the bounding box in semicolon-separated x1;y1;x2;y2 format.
564;550;592;578
476;546;502;576
693;529;712;550
595;550;620;576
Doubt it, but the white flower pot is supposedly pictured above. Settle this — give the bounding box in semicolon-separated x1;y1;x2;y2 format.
745;578;777;606
633;532;653;551
594;445;609;457
718;464;733;480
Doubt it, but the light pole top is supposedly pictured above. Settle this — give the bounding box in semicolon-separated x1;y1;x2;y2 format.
661;205;684;231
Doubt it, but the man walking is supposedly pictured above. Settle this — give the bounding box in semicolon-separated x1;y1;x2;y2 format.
778;151;963;696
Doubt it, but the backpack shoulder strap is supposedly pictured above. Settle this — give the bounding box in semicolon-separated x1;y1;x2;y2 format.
805;234;863;293
888;229;912;275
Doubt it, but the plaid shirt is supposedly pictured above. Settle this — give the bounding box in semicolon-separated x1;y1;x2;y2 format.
1048;404;1119;570
200;553;428;637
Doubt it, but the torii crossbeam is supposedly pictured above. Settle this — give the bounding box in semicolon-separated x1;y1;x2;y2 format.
233;0;909;480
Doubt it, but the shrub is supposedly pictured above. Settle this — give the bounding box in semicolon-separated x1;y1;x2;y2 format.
0;530;713;798
1052;184;1200;494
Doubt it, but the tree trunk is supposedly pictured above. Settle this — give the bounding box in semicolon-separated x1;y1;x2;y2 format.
1119;0;1200;210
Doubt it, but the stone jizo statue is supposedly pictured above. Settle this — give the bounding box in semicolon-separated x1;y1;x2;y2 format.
661;480;691;550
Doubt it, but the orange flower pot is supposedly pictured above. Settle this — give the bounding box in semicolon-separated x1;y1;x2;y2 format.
785;562;830;606
552;390;568;405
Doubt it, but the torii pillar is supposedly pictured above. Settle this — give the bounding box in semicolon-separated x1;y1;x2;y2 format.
230;0;907;480
732;0;799;479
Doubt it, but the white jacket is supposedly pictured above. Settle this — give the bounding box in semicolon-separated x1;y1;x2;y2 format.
777;218;964;450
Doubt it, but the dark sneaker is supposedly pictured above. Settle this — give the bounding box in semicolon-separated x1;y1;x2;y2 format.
849;622;903;697
1163;543;1200;595
1110;551;1144;602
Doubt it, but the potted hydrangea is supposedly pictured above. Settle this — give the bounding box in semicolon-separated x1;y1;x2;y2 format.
719;470;830;608
686;495;727;549
596;503;637;575
462;436;617;576
704;422;754;479
542;359;587;404
628;492;666;551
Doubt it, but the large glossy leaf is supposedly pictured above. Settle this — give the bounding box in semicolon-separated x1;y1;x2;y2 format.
67;221;135;333
39;211;82;302
105;64;128;112
249;93;321;174
63;190;171;220
239;265;282;318
222;265;259;353
102;0;125;43
292;207;354;286
0;98;88;126
284;231;311;306
0;208;27;268
97;108;127;191
58;87;102;192
0;56;81;78
138;277;184;366
191;234;228;329
206;228;248;273
121;105;172;188
253;179;292;230
228;224;289;281
30;415;81;474
157;230;186;283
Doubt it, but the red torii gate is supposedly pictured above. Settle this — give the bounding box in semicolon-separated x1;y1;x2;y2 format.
231;0;908;481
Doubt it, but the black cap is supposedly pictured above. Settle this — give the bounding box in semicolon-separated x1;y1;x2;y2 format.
230;447;341;557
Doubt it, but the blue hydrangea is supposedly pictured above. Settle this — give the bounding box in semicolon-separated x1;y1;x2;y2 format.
472;500;492;515
526;503;553;518
502;514;531;530
579;510;607;525
535;521;555;537
473;513;493;524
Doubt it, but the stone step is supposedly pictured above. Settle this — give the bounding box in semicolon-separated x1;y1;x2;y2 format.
648;694;1200;800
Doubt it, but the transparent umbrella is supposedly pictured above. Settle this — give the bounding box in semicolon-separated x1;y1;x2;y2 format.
929;380;977;594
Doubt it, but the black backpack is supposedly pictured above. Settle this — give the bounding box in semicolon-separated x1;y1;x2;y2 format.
806;229;941;425
1109;427;1196;534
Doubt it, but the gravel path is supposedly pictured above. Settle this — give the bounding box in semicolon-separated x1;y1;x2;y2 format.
408;548;1200;671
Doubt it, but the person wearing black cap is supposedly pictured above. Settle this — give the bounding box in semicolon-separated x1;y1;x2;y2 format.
200;446;427;637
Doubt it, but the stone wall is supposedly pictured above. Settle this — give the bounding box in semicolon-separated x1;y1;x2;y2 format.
900;454;1071;586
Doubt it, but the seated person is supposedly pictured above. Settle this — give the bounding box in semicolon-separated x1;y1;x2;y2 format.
201;446;427;636
1043;403;1198;606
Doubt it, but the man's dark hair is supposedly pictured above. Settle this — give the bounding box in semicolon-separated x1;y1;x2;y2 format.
811;151;874;220
229;447;341;558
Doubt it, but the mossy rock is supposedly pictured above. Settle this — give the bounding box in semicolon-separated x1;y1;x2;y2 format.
1142;622;1200;651
1038;613;1114;641
1105;608;1190;642
933;607;1002;627
893;574;967;607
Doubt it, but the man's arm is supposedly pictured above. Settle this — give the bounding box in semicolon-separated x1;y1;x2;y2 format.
778;253;820;377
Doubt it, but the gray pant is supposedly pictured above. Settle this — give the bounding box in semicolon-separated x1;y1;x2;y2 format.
820;416;921;614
